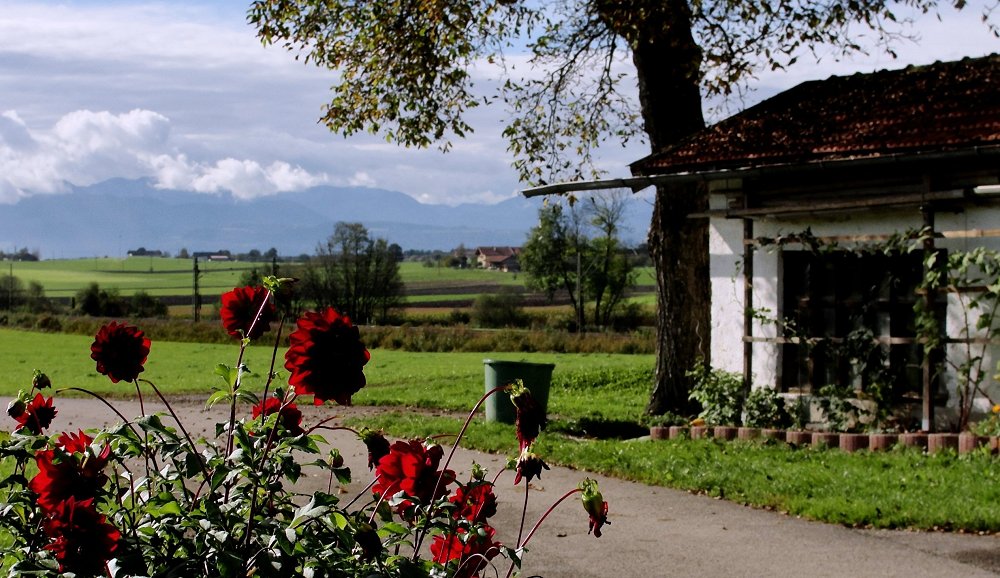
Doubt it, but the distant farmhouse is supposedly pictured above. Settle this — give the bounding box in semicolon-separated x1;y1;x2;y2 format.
192;250;233;262
474;246;521;272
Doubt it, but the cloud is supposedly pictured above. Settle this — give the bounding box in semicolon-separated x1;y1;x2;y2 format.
0;108;328;203
348;172;377;187
153;156;327;199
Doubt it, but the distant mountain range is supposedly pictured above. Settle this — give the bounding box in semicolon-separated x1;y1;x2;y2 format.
1;178;654;259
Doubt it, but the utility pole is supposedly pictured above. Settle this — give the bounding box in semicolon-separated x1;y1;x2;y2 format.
193;256;201;322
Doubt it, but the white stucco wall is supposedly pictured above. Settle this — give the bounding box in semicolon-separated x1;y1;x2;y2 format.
709;199;1000;411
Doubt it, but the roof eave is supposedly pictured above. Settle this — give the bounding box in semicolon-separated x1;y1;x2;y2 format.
522;145;1000;198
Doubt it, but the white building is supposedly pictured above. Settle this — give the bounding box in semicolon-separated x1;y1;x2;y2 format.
629;55;1000;431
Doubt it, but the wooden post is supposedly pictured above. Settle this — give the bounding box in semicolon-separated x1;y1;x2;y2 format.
921;207;936;432
743;217;754;393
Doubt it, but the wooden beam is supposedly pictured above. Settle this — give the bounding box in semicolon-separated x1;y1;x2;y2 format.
743;228;1000;246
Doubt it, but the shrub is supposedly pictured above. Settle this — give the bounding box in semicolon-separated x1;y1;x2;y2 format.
471;287;526;328
687;364;744;426
742;387;790;428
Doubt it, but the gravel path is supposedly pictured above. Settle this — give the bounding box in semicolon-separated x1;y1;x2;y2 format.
42;397;1000;577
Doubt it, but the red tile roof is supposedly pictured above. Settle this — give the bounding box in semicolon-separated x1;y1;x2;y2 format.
631;54;1000;176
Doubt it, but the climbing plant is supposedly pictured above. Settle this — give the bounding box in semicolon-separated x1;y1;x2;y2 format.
749;227;1000;431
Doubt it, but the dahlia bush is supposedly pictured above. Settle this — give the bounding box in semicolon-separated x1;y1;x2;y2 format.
1;277;608;577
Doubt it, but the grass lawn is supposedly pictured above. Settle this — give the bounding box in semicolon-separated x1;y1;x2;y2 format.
0;329;654;419
351;411;1000;532
8;325;998;533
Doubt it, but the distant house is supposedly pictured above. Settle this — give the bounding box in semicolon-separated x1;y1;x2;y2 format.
192;250;233;262
629;54;1000;430
475;246;522;272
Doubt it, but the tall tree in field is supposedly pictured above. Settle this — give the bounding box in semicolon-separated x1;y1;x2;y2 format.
249;0;994;415
521;203;587;331
303;222;403;324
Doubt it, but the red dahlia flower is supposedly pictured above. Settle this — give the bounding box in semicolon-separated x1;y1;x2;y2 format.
42;496;120;575
430;525;501;578
579;478;610;538
359;428;391;471
284;308;370;406
32;369;52;390
449;482;498;524
30;431;111;513
220;285;276;340
373;439;455;514
13;393;56;435
251;396;304;436
509;381;544;452
90;321;151;383
513;448;549;486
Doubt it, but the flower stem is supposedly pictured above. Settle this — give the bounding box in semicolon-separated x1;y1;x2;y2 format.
438;385;508;488
140;379;211;482
505;487;583;578
133;379;145;416
412;384;508;556
515;478;529;547
520;487;581;548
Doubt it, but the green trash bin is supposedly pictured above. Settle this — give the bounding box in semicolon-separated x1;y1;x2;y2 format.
483;359;555;424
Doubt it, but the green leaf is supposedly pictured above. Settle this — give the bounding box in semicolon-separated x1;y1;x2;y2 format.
205;389;231;408
214;363;239;389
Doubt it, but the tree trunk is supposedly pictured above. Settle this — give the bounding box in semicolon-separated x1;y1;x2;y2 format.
626;1;711;415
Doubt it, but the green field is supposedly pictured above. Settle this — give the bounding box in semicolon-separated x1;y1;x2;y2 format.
5;257;259;298
5;258;655;306
0;328;654;421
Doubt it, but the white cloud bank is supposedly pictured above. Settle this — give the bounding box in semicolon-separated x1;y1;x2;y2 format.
0;1;995;208
0;109;328;203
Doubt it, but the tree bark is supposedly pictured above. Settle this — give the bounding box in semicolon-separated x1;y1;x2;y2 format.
624;1;711;415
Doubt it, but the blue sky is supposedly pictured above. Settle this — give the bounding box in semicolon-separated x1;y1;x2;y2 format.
1;1;996;206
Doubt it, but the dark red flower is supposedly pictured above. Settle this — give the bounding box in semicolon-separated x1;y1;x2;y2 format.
430;525;501;578
32;369;52;390
513;448;549;486
580;478;609;538
354;520;382;561
284;308;370;406
359;428;391;471
251;396;304;436
510;382;544;452
449;482;497;524
220;286;276;340
42;496;119;575
90;321;151;383
13;393;56;435
373;439;455;515
30;431;111;513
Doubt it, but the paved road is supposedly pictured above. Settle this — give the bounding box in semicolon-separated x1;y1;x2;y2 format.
47;397;1000;577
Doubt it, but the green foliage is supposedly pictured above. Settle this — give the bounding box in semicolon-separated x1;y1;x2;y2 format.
75;282;128;317
470;287;526;328
971;405;1000;437
687;365;744;426
299;222;403;324
0;318;603;577
742;388;790;429
129;290;168;319
521;198;637;331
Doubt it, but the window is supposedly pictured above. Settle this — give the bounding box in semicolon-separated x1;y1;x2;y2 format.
779;250;942;401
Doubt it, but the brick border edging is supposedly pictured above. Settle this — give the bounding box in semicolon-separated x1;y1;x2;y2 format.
649;426;998;454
